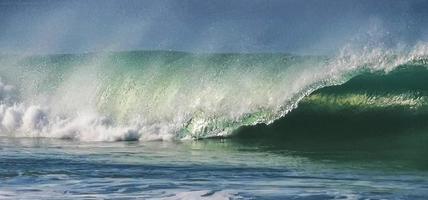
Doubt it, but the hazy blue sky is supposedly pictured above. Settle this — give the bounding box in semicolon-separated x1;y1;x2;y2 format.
0;0;427;54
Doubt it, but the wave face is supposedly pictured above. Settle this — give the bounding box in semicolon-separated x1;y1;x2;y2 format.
234;65;428;140
0;45;427;141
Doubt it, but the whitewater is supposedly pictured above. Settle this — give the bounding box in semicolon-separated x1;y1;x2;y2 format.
0;44;427;141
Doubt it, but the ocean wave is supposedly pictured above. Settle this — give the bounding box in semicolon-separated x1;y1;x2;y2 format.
0;44;427;141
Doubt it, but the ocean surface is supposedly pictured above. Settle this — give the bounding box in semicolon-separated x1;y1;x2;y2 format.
0;48;428;199
1;135;428;199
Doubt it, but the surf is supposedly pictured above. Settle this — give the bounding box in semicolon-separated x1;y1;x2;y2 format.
0;44;427;141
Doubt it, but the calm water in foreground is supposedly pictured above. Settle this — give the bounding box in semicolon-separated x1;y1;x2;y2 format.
1;134;428;200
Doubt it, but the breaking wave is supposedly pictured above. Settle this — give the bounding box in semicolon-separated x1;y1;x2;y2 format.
0;44;427;141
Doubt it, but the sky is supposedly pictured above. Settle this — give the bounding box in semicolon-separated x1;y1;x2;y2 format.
0;0;427;54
